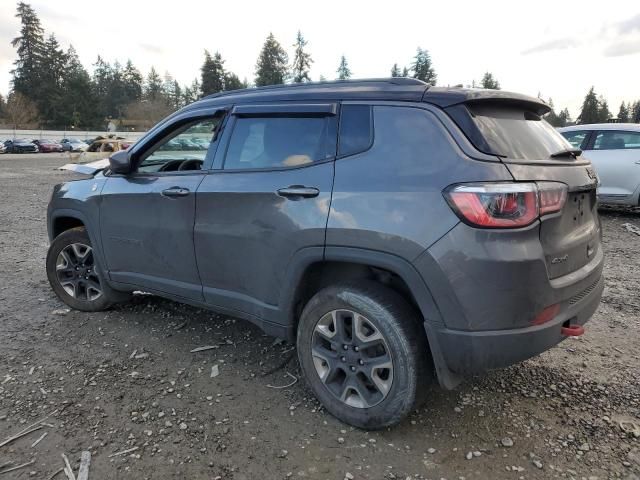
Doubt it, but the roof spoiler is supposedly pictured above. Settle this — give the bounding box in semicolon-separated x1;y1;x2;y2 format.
422;87;551;115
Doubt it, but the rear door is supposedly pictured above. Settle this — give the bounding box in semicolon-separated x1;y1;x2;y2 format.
581;129;640;201
194;103;337;322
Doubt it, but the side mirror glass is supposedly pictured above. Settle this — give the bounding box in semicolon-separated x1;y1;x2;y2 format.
108;150;132;174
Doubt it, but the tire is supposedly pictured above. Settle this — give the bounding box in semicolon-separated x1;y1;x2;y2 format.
297;281;432;429
46;227;130;311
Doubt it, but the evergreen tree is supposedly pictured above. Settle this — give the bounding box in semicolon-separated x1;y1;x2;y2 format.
255;33;289;86
59;45;96;128
401;66;409;77
558;108;571;127
144;67;164;101
0;93;5;118
162;72;178;108
291;30;312;83
92;56;113;104
122;60;143;104
108;61;130;119
183;78;201;104
480;71;500;90
172;80;183;109
11;2;45;99
318;74;327;82
38;34;66;126
617;102;630;122
632;101;640;123
224;72;245;91
390;63;401;77
545;98;560;126
336;55;351;80
411;48;436;85
598;97;611;123
201;50;225;95
577;87;601;124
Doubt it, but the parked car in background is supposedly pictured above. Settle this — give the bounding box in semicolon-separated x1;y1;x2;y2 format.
33;139;64;153
46;79;603;429
86;138;130;153
60;138;89;152
4;139;39;153
559;124;640;206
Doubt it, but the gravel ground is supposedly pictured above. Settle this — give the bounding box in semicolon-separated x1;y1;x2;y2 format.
0;153;639;480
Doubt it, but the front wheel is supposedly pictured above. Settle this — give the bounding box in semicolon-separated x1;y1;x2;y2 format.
297;282;432;429
46;227;130;311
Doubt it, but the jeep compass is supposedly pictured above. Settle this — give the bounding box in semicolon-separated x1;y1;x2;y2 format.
47;78;604;429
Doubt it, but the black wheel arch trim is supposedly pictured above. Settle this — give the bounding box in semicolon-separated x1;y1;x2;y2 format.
48;208;110;284
279;245;461;389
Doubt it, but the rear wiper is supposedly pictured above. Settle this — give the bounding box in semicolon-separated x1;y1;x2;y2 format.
550;148;582;159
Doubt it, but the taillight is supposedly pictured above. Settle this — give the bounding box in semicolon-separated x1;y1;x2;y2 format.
538;181;567;215
444;182;567;229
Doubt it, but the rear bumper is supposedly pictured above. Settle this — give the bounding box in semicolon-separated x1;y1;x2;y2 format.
424;273;603;375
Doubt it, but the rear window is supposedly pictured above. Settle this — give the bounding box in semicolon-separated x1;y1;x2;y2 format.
467;104;574;160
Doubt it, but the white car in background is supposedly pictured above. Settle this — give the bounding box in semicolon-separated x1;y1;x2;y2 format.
558;124;640;206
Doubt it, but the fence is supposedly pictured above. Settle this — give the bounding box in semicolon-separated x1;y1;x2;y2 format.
0;129;146;143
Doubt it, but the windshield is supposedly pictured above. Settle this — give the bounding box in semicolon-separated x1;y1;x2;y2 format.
470;105;573;160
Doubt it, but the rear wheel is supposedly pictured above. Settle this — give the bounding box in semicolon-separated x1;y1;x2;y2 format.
46;227;130;311
297;282;431;429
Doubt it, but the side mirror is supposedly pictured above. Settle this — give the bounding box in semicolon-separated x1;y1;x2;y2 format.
108;150;132;174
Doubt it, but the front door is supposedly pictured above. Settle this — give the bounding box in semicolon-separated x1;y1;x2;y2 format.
100;114;225;300
194;103;338;322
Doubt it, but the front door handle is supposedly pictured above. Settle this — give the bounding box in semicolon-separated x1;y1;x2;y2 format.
161;187;190;198
277;186;320;199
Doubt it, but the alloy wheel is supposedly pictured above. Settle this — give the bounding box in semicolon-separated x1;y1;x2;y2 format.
311;309;394;409
55;243;103;301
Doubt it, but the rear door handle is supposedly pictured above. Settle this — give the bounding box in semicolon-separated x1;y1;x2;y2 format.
161;187;190;198
277;186;320;199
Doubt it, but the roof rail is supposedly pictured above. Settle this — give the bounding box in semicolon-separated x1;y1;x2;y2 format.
203;77;427;100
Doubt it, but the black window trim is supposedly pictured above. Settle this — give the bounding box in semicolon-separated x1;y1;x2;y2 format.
231;103;338;117
590;129;640;151
219;104;339;173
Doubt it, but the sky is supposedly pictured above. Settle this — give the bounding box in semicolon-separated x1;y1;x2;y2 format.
0;0;639;119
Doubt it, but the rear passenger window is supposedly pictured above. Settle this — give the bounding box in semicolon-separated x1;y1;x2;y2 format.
338;105;373;157
593;131;640;150
224;116;337;170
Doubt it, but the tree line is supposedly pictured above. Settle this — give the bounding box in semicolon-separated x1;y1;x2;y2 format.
1;2;639;131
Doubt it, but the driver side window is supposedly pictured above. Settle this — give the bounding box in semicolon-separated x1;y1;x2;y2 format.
137;117;221;173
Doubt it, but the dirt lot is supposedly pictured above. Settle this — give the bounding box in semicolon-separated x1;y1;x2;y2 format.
0;153;639;480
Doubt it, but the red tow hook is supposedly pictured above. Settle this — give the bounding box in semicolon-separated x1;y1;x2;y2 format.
561;324;585;337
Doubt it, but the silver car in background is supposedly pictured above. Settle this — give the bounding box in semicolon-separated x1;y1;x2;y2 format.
559;124;640;206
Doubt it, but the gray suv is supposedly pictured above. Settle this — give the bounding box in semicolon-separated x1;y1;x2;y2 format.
46;79;604;429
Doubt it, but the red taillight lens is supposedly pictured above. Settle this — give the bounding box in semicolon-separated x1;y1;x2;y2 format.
444;182;567;229
538;182;568;215
445;183;538;228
